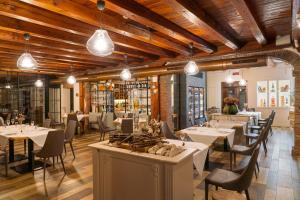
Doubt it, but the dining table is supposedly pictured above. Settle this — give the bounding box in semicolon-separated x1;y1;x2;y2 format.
166;139;208;176
238;111;262;125
176;126;235;169
0;125;55;173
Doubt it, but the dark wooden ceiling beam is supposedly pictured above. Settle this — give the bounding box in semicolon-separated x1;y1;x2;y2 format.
230;0;267;45
102;0;217;53
18;0;189;55
0;49;116;68
0;0;175;58
0;29;159;60
166;0;242;49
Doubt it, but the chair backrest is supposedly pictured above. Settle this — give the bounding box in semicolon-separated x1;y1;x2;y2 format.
160;121;177;139
0;117;4;126
65;120;77;141
67;113;78;123
235;145;260;191
6;113;11;121
38;130;65;157
43;119;51;128
127;113;134;118
121;118;133;134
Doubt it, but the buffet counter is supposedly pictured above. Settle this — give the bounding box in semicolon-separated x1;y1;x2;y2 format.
89;141;196;200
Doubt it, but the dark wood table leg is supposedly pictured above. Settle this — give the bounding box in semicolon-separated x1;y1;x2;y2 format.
27;139;34;171
9;139;14;162
205;149;209;170
224;138;228;152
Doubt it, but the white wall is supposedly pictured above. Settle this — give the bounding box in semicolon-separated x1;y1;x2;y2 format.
60;84;70;117
207;62;294;127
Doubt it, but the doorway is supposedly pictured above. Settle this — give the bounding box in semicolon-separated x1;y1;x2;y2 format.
221;81;247;110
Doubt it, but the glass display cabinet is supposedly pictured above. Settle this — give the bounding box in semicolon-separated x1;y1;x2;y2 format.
188;87;205;125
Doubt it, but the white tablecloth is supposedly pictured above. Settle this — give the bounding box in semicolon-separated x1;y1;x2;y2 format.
209;120;247;134
177;127;235;147
238;111;261;124
211;113;250;122
166;139;208;176
0;125;54;150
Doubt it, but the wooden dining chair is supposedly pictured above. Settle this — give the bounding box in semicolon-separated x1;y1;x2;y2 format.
97;116;116;141
121;118;133;134
43;119;52;128
0;117;4;126
205;145;260;200
160;121;178;139
0;148;8;176
64;120;77;159
32;130;66;181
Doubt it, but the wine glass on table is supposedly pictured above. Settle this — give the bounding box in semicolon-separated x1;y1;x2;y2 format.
11;118;15;126
179;133;186;146
6;120;10;127
31;121;35;126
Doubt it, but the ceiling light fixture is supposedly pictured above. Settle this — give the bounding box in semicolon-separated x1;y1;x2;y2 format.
120;55;131;81
239;71;247;86
86;0;114;57
184;43;199;75
226;70;234;84
67;66;77;85
35;79;43;88
17;33;38;70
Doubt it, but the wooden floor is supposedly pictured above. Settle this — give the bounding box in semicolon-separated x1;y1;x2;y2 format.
0;128;299;200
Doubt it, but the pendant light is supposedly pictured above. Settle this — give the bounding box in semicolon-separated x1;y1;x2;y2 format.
34;73;43;87
17;33;38;70
67;66;76;85
225;70;234;84
120;55;131;81
239;71;246;86
86;0;114;57
5;72;11;89
184;43;199;75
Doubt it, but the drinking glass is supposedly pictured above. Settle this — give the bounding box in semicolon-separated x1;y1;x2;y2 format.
6;120;10;126
11;119;15;125
180;133;186;146
31;121;35;126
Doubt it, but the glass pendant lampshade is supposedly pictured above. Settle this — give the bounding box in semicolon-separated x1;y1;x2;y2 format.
17;53;38;70
86;29;114;57
226;75;234;84
184;61;199;75
67;75;76;85
239;78;246;86
5;84;11;89
120;68;131;81
35;79;43;87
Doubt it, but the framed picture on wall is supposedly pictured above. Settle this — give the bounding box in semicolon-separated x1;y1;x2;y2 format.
278;80;290;107
268;80;277;107
257;81;268;107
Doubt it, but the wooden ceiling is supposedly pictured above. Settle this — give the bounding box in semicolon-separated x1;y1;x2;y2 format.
0;0;294;77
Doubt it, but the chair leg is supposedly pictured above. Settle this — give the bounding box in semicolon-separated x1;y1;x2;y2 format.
24;140;26;155
270;127;273;136
69;142;75;159
256;161;260;173
64;143;67;155
230;151;233;170
234;152;236;165
254;168;257;179
245;189;250;200
4;153;8;176
263;140;267;155
205;182;209;200
59;154;66;174
43;158;46;181
32;153;35;175
52;156;55;168
215;186;218;190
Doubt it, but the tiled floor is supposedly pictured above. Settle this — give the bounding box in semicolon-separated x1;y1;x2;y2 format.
194;128;300;200
0;128;299;199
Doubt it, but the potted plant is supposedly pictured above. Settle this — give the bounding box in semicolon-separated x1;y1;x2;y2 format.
223;97;239;115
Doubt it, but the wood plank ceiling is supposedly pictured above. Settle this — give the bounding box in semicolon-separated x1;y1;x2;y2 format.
0;0;293;77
